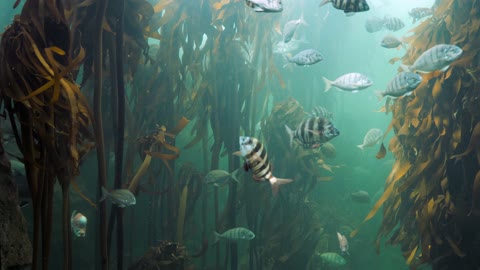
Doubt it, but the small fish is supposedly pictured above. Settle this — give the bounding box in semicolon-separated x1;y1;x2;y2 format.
357;128;383;150
381;35;404;49
245;0;283;12
401;44;463;73
213;227;255;244
310;106;334;120
337;232;349;255
319;0;369;14
383;17;405;32
365;16;385;33
376;72;422;99
285;49;324;66
323;73;373;92
282;13;307;43
100;187;136;208
320;252;347;267
204;169;240;187
273;38;308;55
71;210;87;237
285;117;340;149
409;7;433;23
351;190;371;203
237;136;292;195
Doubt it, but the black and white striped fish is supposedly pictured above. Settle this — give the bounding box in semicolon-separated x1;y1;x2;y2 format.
213;227;255;244
376;72;422;99
357;128;383;150
310;106;334;120
319;0;370;14
383;17;405;32
238;136;292;195
286;49;324;66
285;117;340;149
323;73;373;92
245;0;283;12
401;44;463;73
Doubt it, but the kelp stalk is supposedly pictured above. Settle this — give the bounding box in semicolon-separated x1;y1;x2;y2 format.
93;0;110;269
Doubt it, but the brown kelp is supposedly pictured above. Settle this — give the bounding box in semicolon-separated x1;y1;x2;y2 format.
0;1;94;269
353;0;480;269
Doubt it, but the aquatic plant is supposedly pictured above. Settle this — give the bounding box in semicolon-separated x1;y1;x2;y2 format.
353;0;480;268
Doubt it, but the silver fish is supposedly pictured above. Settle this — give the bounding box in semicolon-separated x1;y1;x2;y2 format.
204;169;240;187
273;38;308;55
213;227;255;244
376;72;422;99
401;44;463;73
238;136;292;195
245;0;283;12
350;190;371;203
282;14;307;43
383;17;405;32
320;252;347;267
337;232;349;255
310;106;334;120
286;49;324;66
319;0;369;14
323;73;373;92
71;210;87;237
100;187;136;208
357;128;383;150
381;35;404;49
285;117;340;149
365;16;385;33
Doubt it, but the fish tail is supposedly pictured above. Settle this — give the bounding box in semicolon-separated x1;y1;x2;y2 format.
269;176;293;196
231;168;241;183
100;186;109;202
319;0;330;7
357;144;365;151
284;124;294;147
213;231;221;244
400;64;411;72
299;12;308;26
375;90;385;101
323;76;333;92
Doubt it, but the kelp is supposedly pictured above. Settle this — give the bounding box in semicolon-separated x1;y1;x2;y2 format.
354;0;480;268
0;1;94;269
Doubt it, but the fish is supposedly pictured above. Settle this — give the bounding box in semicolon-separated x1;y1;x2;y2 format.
319;252;347;267
401;44;463;73
409;7;433;23
376;72;422;99
100;187;136;207
285;117;340;149
365;16;385;33
310;106;334;120
237;136;292;195
357;128;383;150
204;169;240;187
282;13;307;43
213;227;255;244
319;0;369;14
285;49;324;66
273;38;308;55
71;210;87;237
337;232;349;255
351;190;371;203
383;17;405;32
245;0;283;12
380;35;404;49
323;73;373;92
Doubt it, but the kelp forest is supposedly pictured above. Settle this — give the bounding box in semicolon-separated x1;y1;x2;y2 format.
0;0;479;270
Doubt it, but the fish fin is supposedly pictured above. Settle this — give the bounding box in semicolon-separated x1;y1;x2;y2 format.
375;90;385;101
284;124;294;147
213;231;221;244
337;232;343;242
323;77;333;92
71;210;77;221
232;151;242;157
440;65;450;72
298;12;308;26
253;6;264;12
319;0;330;7
400;64;411;72
357;144;364;151
19;201;30;208
269;177;293;196
100;187;109;202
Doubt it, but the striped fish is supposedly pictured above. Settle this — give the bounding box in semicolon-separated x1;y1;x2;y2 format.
401;44;463;73
357;128;383;150
286;49;324;66
238;136;292;195
283;13;307;43
245;0;283;12
285;117;340;149
383;17;405;32
409;7;433;23
310;106;334;120
376;72;422;99
319;0;369;13
319;252;347;267
213;227;255;244
323;73;373;92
